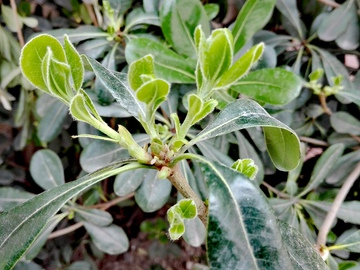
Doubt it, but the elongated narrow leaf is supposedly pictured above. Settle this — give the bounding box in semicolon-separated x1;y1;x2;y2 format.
0;159;141;270
200;160;294;269
135;169;172;212
298;143;344;197
232;68;302;105
187;99;300;171
276;0;305;39
44;26;109;43
232;0;276;53
0;188;34;212
331;112;360;136
83;223;129;255
160;0;210;58
278;221;330;270
30;149;65;190
125;38;196;83
318;0;355;42
335;229;360;252
82;55;145;119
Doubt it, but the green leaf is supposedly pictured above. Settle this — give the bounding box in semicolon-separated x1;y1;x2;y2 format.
168;222;185;241
187;99;300;171
0;188;34;212
44;25;109;43
64;35;84;91
0;159;140;270
136;78;170;104
75;208;113;226
276;0;304;39
160;0;210;58
83;223;129;255
114;168;147;196
204;3;219;20
318;0;355;42
125;38;196;83
331;112;360;136
124;8;160;33
183;217;206;247
37;99;68;143
200;160;294;269
216;43;264;88
232;158;258;180
326;150;360;185
20;34;66;92
30;149;65;190
232;0;276;53
128;55;155;91
278;221;330;269
298;143;345;197
232;68;302;105
82;55;145;119
335;229;360;252
135;169;172;212
335;5;359;50
25;213;66;260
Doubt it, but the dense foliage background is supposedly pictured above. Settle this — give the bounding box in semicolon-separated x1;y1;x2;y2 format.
0;0;359;269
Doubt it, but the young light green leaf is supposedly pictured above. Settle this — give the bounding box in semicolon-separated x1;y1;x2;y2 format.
168;222;185;241
82;55;145;119
20;34;66;92
83;223;129;255
216;43;264;88
64;35;84;91
200;160;294;269
30;149;65;190
232;68;302;105
136;79;170;104
298;143;344;197
160;0;210;58
232;0;276;53
186;99;300;171
204;3;219;20
125;38;196;83
135;169;172;212
231;158;258;180
0;188;34;212
0;159;140;270
330;112;360;136
318;0;355;42
128;55;155;91
75;208;113;227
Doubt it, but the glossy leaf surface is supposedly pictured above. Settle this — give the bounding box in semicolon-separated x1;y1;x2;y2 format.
232;68;302;105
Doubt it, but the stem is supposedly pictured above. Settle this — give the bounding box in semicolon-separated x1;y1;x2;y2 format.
300;136;329;146
316;162;360;251
168;163;208;226
262;181;290;199
10;0;24;47
48;222;84;239
84;2;98;27
92;192;135;210
319;93;332;115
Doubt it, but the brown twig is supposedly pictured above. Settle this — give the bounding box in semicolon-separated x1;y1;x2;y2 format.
10;0;25;47
317;0;340;8
262;181;291;199
84;2;98;27
48;222;84;239
316;162;360;253
300;136;329;146
319;93;332;115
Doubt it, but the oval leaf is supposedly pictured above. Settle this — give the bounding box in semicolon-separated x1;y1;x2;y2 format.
30;149;65;190
114;168;147;196
83;223;129;255
232;68;302;105
135;170;172;212
125;38;196;83
75;208;113;227
331;111;360;136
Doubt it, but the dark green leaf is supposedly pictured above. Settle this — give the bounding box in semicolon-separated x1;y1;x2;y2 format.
30;149;65;190
125;38;196;83
187;99;300;171
75;208;113;226
335;5;359;50
82;56;145;119
0;159;139;270
276;0;305;39
331;112;360;136
160;0;210;58
135;169;172;212
83;223;129;255
232;68;302;105
0;188;34;212
114;168;147;196
124;8;160;33
201;161;293;269
232;0;276;53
